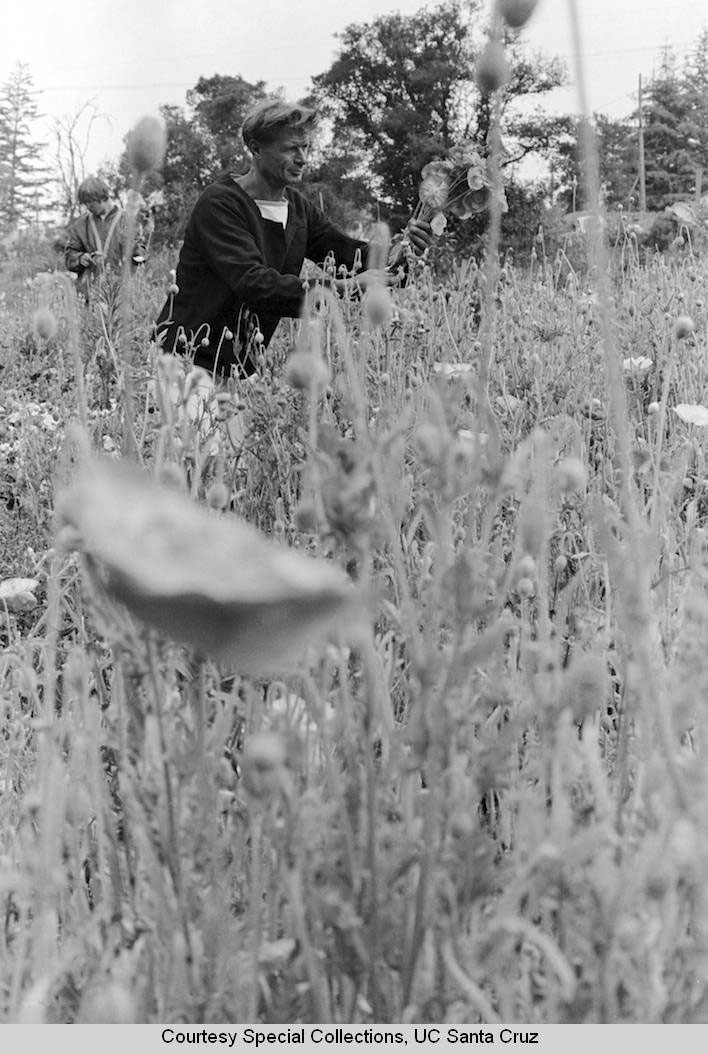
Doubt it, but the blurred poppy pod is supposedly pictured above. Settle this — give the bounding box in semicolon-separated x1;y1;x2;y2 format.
497;0;540;29
475;40;511;96
127;115;167;176
56;456;361;674
363;284;393;328
32;307;58;341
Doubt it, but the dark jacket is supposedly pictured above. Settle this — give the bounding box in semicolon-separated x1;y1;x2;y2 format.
64;205;141;280
154;176;369;375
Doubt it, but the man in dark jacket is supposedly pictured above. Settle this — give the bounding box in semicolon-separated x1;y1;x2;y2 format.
154;99;431;376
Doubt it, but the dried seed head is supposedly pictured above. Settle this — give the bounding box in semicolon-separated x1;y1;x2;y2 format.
674;315;695;340
497;0;540;28
32;307;58;341
475;40;511;96
127;115;167;175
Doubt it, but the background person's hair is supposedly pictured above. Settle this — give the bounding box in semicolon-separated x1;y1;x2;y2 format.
242;99;318;149
78;176;111;204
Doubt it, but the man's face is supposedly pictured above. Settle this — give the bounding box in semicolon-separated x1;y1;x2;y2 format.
253;128;312;188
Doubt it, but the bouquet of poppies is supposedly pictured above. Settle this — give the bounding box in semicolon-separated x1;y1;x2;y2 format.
415;142;506;235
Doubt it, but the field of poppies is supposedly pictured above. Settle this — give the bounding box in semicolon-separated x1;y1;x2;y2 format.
1;203;708;1026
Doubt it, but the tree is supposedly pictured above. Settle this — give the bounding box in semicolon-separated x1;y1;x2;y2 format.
50;101;109;222
679;28;708;200
186;74;267;174
549;113;639;211
311;1;565;218
0;63;47;228
643;49;694;208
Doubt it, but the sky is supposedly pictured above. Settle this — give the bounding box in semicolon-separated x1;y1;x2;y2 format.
2;0;706;174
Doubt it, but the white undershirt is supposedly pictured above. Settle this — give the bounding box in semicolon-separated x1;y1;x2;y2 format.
255;199;289;228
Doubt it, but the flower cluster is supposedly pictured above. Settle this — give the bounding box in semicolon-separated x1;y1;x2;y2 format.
417;142;506;234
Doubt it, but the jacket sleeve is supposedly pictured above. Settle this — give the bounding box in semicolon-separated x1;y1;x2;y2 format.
64;220;88;274
303;199;369;273
193;192;306;317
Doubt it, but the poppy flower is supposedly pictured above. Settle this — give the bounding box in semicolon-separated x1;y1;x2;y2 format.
56;457;360;674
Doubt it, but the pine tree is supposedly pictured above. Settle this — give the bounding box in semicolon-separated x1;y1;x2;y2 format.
0;63;47;228
643;49;693;208
679;28;708;200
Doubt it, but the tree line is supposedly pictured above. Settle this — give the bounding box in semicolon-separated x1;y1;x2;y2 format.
2;1;708;246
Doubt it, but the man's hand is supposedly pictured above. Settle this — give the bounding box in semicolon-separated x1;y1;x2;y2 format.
334;269;398;296
405;218;433;255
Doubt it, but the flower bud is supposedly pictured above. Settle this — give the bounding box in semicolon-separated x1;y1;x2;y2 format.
78;981;137;1023
363;285;393;328
241;731;287;799
515;554;537;581
475;40;511;96
295;500;318;533
497;0;540;28
674;315;695;340
516;576;535;598
561;653;607;722
284;350;330;391
127;115;167;175
554;457;587;493
32;307;58;341
206;482;231;510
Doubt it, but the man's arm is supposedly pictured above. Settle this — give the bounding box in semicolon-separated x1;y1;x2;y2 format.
302;198;369;275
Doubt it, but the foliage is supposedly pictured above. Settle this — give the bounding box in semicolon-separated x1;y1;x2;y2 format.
311;1;565;217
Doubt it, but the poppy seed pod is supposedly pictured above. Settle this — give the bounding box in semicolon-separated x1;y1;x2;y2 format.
475;40;511;96
127;116;167;175
497;0;540;29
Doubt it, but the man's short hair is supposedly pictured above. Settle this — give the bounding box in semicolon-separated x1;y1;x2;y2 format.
78;176;111;204
242;99;318;149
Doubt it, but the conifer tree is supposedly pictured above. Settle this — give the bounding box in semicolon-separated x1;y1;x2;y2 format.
0;63;47;228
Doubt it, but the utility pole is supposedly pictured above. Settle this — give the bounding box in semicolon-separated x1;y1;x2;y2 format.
638;73;647;213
